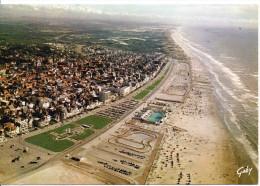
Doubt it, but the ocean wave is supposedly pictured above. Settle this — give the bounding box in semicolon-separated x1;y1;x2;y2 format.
171;27;258;169
172;28;257;105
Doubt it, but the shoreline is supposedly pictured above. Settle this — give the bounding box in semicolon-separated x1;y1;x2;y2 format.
146;48;239;184
171;26;258;172
156;28;257;184
172;27;258;184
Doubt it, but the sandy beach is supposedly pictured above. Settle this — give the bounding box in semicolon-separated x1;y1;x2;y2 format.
146;34;239;184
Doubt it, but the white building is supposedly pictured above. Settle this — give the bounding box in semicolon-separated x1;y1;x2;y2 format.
38;97;52;109
36;115;51;127
119;86;131;97
99;90;111;103
17;119;29;133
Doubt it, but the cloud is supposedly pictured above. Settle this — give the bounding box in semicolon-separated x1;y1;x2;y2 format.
1;4;258;28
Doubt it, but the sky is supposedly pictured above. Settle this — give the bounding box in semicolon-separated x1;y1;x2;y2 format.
1;2;258;28
83;4;258;28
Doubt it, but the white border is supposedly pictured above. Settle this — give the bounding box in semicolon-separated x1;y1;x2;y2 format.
1;0;259;4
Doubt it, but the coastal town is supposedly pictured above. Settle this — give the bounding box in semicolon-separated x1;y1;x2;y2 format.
0;31;244;185
0;3;258;185
0;44;166;141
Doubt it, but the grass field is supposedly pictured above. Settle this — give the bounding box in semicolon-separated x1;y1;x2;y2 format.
76;115;113;129
164;65;170;75
146;85;156;90
25;124;76;152
160;75;165;80
72;129;95;140
133;90;150;100
52;124;76;134
152;79;162;87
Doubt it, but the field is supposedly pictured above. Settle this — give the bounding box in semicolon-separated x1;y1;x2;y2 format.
72;129;95;140
133;90;150;100
25;116;112;152
146;85;156;90
25;124;76;152
76;115;113;129
52;124;76;134
0;9;168;54
152;79;162;87
163;63;171;75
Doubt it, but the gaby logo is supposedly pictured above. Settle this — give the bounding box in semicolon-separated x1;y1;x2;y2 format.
237;166;253;177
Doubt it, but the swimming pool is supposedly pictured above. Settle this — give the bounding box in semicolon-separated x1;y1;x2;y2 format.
148;112;164;122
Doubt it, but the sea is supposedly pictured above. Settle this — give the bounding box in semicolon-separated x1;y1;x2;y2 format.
171;26;258;168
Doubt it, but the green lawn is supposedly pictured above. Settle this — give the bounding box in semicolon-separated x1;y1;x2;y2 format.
52;124;76;134
164;66;170;75
164;62;171;75
152;79;162;87
134;90;150;99
146;85;156;90
25;124;76;152
72;129;95;140
76;115;113;129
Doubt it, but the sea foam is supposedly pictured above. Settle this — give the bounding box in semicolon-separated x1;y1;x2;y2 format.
171;27;258;169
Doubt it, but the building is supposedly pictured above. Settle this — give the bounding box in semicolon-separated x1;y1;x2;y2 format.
38;97;52;109
119;86;131;97
0;126;5;142
99;90;111;103
4;122;19;138
17;120;29;134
